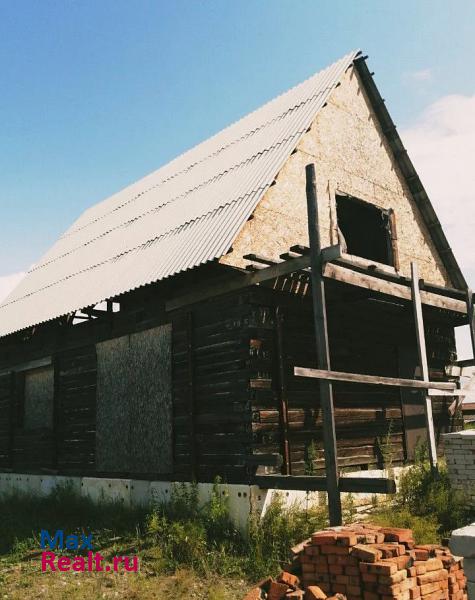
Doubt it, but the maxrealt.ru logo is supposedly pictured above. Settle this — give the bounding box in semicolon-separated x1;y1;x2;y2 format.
40;530;139;573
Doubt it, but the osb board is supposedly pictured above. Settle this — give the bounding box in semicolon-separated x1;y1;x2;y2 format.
221;66;451;287
23;366;54;430
95;324;172;474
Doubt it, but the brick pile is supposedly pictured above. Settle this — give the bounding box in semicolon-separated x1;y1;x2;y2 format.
242;524;469;600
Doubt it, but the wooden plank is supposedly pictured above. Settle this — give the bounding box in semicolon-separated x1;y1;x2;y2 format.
467;289;475;360
253;474;396;494
0;356;52;377
324;263;467;314
306;163;341;526
411;262;438;470
166;254;312;311
294;366;456;390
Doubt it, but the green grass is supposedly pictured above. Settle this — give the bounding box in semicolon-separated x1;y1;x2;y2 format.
372;445;475;542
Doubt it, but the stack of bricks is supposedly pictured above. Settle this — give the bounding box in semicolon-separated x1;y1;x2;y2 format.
242;524;469;600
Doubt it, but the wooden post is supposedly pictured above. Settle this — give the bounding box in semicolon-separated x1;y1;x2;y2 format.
466;289;475;360
276;307;291;475
305;163;342;526
410;262;438;471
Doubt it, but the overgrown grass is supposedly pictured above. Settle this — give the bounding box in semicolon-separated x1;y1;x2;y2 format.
372;444;475;542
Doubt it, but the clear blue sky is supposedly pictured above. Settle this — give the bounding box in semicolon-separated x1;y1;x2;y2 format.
1;0;474;274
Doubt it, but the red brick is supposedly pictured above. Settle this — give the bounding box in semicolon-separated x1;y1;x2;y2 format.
347;585;361;596
303;564;316;574
292;539;312;555
305;586;327;600
420;582;442;596
394;556;414;570
243;588;264;600
312;533;338;545
360;561;398;575
345;566;360;576
378;570;408;585
362;573;378;583
417;570;448;585
352;544;383;563
268;581;291;600
286;591;305;599
364;592;379;600
380;528;414;543
306;546;322;556
410;587;421;599
407;567;417;577
278;571;300;590
330;565;344;575
423;560;444;573
415;550;431;561
322;545;351;556
332;584;348;594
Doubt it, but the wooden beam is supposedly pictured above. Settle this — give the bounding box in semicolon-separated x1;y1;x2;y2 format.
166;254;311;311
0;356;52;377
324;262;466;314
294;366;456;391
276;307;291;475
253;475;396;494
467;289;475;360
306;163;342;526
244;453;284;468
411;262;438;471
166;250;466;314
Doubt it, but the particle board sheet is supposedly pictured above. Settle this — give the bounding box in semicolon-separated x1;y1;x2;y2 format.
23;366;54;430
95;324;172;474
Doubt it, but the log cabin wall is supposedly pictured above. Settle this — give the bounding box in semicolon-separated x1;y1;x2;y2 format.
0;274;459;482
248;284;458;475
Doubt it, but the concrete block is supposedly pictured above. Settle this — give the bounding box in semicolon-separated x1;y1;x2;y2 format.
81;477;132;506
468;581;475;600
449;524;475;558
130;480;151;506
149;481;173;505
0;473;13;496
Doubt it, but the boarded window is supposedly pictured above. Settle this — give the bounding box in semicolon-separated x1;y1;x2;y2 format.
95;324;172;474
22;367;54;430
336;194;395;266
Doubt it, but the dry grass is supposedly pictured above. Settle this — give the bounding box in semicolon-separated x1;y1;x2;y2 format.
0;557;249;600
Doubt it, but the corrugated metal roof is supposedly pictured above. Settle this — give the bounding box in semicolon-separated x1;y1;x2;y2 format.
0;50;360;338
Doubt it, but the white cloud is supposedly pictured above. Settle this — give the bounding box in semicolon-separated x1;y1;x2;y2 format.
405;68;433;83
401;94;475;283
0;272;25;303
401;93;475;359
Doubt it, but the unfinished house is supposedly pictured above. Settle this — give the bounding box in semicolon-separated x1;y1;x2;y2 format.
0;51;471;520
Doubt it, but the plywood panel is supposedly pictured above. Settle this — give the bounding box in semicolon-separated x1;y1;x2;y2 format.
96;324;172;474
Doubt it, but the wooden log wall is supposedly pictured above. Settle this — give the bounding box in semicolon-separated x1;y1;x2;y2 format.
55;345;96;474
172;293;266;483
0;373;12;469
248;285;457;476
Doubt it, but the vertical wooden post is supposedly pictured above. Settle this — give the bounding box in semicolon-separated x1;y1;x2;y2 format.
410;262;438;471
466;289;475;360
186;311;197;480
305;163;342;526
276;307;291;475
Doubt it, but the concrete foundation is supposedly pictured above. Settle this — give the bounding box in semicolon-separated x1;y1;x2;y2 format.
0;466;407;533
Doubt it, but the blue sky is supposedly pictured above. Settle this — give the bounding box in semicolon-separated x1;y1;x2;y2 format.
0;0;474;280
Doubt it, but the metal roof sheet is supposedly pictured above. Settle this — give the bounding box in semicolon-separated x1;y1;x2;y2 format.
0;50;360;338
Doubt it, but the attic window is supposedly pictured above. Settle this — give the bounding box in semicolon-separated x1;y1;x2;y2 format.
336;194;396;267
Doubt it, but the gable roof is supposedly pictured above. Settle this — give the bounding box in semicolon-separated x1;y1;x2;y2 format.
0;50;465;339
0;51;359;338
